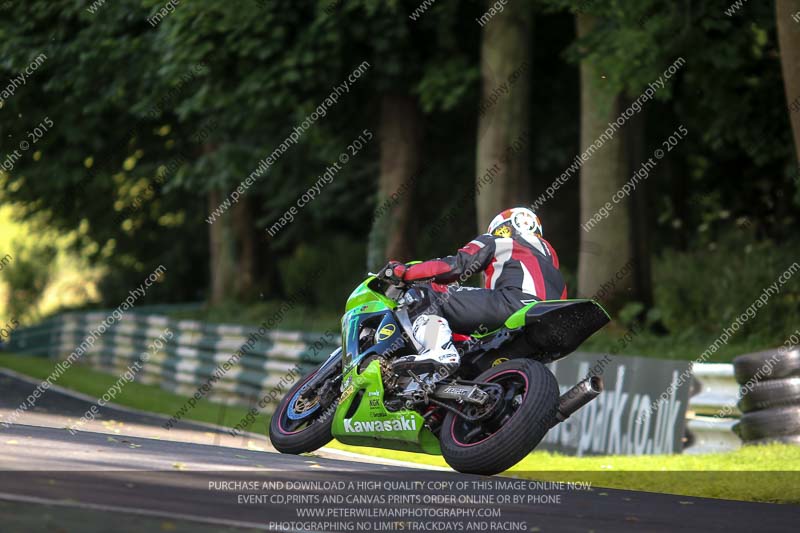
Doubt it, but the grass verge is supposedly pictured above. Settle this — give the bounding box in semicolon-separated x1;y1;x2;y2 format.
0;353;259;433
2;353;798;503
328;441;800;504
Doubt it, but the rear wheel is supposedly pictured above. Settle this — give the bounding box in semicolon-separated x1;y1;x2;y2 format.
269;364;339;454
440;359;558;475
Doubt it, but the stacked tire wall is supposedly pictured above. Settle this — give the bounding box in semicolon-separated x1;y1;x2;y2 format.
733;348;800;445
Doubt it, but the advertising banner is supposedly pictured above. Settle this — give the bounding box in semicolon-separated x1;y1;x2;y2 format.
541;352;693;456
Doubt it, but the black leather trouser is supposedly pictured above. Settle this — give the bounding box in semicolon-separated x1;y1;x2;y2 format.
408;284;536;335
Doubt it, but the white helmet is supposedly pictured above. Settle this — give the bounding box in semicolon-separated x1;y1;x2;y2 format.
487;207;543;243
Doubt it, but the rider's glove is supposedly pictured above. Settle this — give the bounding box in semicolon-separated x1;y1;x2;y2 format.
380;260;407;285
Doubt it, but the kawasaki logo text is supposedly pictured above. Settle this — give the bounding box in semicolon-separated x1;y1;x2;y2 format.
343;416;416;433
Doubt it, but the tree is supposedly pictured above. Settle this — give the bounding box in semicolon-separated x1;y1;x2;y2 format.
575;14;636;311
777;0;800;162
208;192;259;303
332;0;481;269
475;0;533;230
0;0;208;305
624;100;654;309
367;94;423;269
148;1;315;303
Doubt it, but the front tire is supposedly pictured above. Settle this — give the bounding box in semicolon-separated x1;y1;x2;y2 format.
440;359;558;475
269;365;338;454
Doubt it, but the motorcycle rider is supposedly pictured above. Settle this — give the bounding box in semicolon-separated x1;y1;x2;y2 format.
382;207;566;380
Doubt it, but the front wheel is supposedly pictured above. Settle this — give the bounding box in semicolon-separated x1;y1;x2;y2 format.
440;359;558;475
269;363;339;454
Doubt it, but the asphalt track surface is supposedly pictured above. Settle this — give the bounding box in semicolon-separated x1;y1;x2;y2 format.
0;369;798;532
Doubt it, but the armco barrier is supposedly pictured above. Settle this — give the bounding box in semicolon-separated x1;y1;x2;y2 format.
5;310;338;414
3;310;742;452
542;354;693;456
685;363;742;454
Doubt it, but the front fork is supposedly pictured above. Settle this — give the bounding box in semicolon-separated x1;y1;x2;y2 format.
299;347;342;397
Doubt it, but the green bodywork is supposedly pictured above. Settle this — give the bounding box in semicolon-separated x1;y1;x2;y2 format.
503;298;611;330
331;359;441;455
333;276;441;454
344;277;397;313
340;281;396;373
332;280;609;454
470;298;606;338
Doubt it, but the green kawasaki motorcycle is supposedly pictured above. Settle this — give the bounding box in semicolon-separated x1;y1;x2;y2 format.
269;271;610;475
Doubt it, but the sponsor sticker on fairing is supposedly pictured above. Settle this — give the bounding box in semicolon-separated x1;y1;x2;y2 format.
343;415;416;433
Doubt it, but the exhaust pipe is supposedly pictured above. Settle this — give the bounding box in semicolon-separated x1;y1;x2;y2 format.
550;376;603;427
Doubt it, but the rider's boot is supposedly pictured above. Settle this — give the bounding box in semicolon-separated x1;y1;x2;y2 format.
392;314;459;383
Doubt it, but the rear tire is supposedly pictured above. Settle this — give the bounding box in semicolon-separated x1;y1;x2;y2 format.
440;359;558;476
269;365;338;454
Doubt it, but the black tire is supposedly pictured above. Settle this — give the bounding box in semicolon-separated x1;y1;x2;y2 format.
738;377;800;413
269;365;338;454
734;406;800;441
440;359;559;476
733;348;800;385
745;434;800;447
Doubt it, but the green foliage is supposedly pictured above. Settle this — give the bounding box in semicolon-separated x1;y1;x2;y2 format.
653;230;800;344
0;0;797;363
617;301;646;327
1;241;55;320
0;0;208;308
278;236;367;311
544;0;798;243
416;56;481;113
0;205;105;323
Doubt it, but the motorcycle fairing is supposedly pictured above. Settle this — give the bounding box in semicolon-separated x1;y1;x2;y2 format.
462;299;610;372
331;359;441;455
340;302;406;375
506;299;609;359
